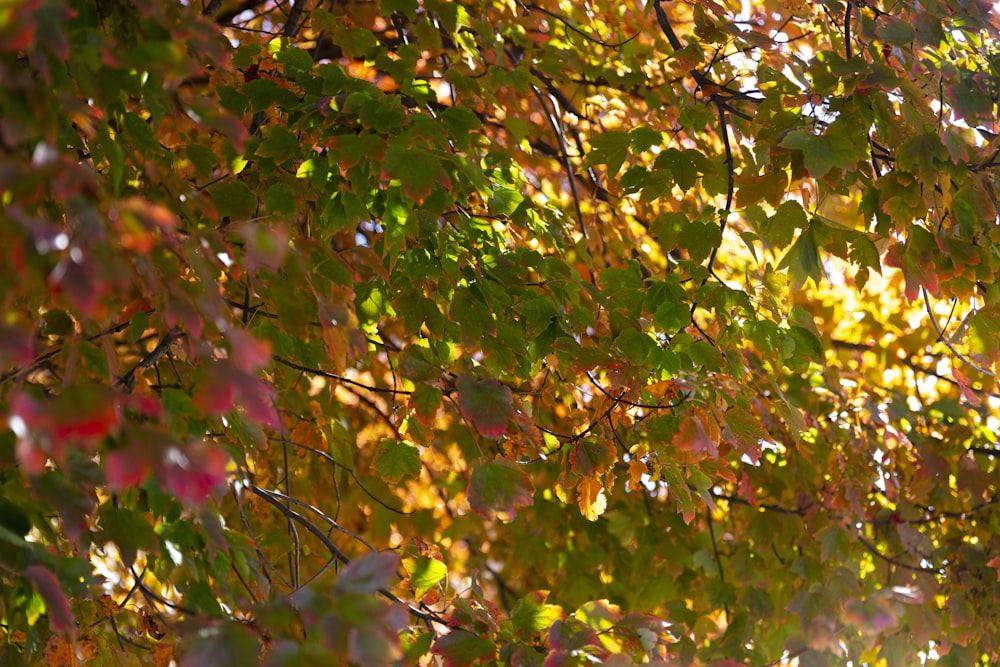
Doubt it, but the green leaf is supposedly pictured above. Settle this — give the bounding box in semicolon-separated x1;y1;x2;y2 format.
381;146;450;203
122;112;159;152
584;130;631;175
968;305;1000;362
456;374;513;439
780;129;857;179
404;556;447;599
511;591;563;634
431;629;496;667
654;148;713;190
257;125;299;163
761;200;807;250
408;384;442;427
488;188;524;217
209;180;257;220
895;132;946;180
725;407;767;463
372;439;422;484
785;325;823;366
876;17;916;45
467;460;534;522
778;226;822;291
263;183;298;216
653;300;689;334
98;504;158;570
678;220;722;263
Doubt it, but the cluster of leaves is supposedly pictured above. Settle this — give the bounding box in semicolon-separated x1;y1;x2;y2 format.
3;0;1000;664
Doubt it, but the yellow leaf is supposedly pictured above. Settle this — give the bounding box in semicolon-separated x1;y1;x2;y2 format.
577;477;607;521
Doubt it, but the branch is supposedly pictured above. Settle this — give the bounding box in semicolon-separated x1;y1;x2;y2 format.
922;289;995;378
273;355;413;395
652;0;683;51
115;328;183;391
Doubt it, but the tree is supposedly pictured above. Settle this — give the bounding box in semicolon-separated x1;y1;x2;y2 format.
2;0;1000;663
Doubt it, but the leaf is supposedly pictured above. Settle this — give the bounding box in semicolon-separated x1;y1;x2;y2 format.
456;374;513;439
381;145;451;203
431;630;496;667
208;180;257;220
761;200;807;250
968;306;1000;362
404;556;447;599
335;551;401;595
24;565;74;636
678;220;722;263
569;437;616;476
373;439;422;483
725;407;767;463
584;130;631;176
778;226;822;291
263;183;298;216
673;415;718;458
467;460;534;522
408;384;442;427
653;300;689;333
876;16;916;45
895;132;946;180
487;188;524;217
577;477;607;521
511;590;563;634
163;441;231;506
780;129;857;179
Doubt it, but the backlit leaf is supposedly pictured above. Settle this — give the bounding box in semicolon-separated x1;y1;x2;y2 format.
468;460;534;522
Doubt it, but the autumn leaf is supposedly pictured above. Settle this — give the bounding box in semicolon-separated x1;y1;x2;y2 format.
456;374;513;439
23;565;74;636
577;477;608;522
468;460;534;522
334;551;401;595
372;439;422;483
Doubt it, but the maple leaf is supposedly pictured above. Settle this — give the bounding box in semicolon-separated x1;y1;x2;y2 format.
468;460;534;522
162;441;231;506
23;565;74;636
673;415;718;458
577;477;607;522
456;374;513;439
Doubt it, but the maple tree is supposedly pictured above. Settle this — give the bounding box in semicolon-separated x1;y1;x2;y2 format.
2;0;1000;664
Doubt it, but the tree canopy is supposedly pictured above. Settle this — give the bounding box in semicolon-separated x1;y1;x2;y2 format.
3;0;1000;664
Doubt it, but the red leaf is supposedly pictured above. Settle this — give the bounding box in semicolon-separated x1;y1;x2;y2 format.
672;415;718;458
468;460;534;522
105;447;153;491
193;370;237;416
456;374;513;439
163;441;231;506
51;384;119;442
226;328;272;372
431;630;496;667
23;565;75;636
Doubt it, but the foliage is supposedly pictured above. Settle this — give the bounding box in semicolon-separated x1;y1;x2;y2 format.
2;0;1000;664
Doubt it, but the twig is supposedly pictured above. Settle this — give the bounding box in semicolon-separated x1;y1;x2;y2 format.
922;289;995;377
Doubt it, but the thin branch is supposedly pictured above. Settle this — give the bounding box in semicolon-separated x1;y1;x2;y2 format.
518;1;638;49
586;371;688;410
271;437;413;515
705;100;735;277
922;289;995;378
115;328;183;391
273;355;413;394
857;535;941;573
